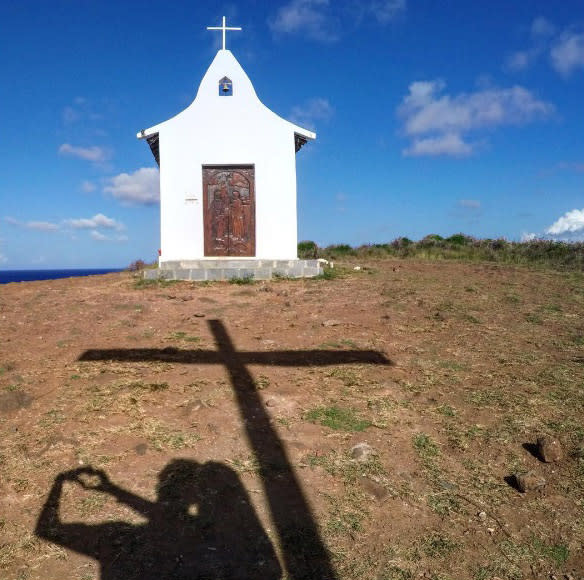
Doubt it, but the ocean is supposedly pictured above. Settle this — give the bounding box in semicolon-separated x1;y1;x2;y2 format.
0;269;123;284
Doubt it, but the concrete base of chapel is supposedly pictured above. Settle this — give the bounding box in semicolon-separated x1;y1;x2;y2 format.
144;259;322;281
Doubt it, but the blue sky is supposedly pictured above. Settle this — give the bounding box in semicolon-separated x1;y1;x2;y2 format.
1;0;583;268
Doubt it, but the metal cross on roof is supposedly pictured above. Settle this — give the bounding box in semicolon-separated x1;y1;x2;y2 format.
207;16;242;51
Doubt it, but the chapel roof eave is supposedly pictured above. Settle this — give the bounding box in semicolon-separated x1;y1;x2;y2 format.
137;127;162;166
292;125;316;153
146;133;160;166
290;125;316;141
137;127;160;140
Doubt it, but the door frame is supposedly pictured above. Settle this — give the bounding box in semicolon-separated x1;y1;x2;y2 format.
202;164;256;257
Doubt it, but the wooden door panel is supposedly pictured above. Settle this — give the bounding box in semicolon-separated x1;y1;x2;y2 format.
203;166;255;257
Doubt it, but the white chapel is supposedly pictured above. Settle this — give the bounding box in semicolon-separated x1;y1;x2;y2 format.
138;18;321;281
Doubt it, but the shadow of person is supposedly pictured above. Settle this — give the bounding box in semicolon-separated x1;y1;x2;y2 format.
35;461;282;580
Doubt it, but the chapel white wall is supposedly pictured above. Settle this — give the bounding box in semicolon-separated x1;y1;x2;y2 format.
154;50;306;262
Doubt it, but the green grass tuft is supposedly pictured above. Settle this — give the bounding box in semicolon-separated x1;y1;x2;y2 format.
413;433;440;458
304;405;371;432
229;274;255;285
314;267;340;280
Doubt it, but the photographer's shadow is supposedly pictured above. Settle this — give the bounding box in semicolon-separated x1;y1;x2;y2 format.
35;460;281;580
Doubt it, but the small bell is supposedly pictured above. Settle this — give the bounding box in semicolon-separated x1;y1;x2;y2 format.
222;83;230;93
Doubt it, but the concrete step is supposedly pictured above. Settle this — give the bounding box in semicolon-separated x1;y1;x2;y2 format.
144;259;322;281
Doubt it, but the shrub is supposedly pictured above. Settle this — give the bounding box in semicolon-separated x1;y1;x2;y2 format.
298;240;319;259
446;233;473;246
127;259;147;272
391;237;413;249
419;234;445;247
322;244;357;259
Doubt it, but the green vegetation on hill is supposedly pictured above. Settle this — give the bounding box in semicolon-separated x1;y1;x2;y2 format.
298;235;584;270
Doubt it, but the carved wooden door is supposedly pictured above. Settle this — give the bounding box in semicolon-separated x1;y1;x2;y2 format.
203;166;255;257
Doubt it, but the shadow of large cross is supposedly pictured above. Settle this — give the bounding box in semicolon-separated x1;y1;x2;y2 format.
79;319;392;579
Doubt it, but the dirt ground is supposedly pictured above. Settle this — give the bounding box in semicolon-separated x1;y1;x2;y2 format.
0;260;583;580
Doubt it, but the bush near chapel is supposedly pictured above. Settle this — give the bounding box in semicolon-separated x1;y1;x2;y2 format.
127;259;147;272
300;235;584;271
297;240;319;259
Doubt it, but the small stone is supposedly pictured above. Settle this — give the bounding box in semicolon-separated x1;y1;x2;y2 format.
322;319;342;327
353;266;361;271
351;442;376;461
135;443;148;456
478;511;487;521
438;479;456;490
537;435;563;463
265;399;277;407
487;528;495;535
193;313;205;318
359;477;388;500
516;471;546;493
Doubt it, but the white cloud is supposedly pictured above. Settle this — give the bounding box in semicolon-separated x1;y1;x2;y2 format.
531;17;555;38
557;161;584;173
545;209;584;235
505;50;534;72
61;97;104;126
269;0;405;42
403;133;473;157
4;214;127;237
104;167;160;206
66;213;124;231
80;180;96;193
59;143;110;163
520;209;584;241
90;230;108;241
400;81;553;135
290;97;334;130
4;217;59;231
90;230;128;243
62;106;81;124
459;199;481;209
351;0;406;24
397;80;554;157
373;0;405;23
26;221;60;231
504;17;552;72
506;19;584;78
269;0;338;43
550;31;584;76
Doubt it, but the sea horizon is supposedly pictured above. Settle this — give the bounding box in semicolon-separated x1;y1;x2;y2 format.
0;268;124;285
